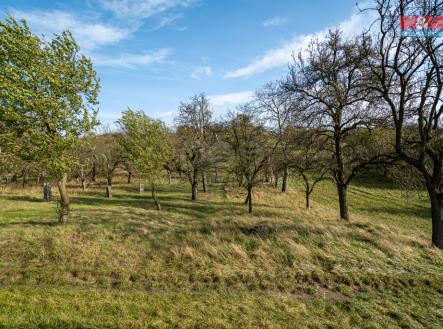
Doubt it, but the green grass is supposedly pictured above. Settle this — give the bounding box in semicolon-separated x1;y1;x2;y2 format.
0;176;442;328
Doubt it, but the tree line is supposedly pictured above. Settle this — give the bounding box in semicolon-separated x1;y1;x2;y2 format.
0;0;442;248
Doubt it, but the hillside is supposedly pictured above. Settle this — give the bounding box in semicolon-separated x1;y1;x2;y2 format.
0;178;442;328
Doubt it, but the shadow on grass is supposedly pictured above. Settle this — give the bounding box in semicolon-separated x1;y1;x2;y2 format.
0;220;58;227
72;194;225;220
1;195;46;203
358;205;430;220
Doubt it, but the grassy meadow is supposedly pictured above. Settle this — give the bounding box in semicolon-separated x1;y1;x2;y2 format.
0;176;442;328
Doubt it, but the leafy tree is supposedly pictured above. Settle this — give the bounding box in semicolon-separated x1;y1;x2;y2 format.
0;17;100;222
117;109;172;210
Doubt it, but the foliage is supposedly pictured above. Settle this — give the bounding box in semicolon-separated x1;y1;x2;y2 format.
117;109;172;185
0;16;99;179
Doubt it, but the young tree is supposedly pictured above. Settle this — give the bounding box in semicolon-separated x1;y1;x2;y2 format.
282;30;378;220
174;93;213;200
0;17;99;222
71;139;94;191
291;130;330;209
94;134;124;198
224;108;278;213
255;82;294;192
117;110;172;210
363;0;443;247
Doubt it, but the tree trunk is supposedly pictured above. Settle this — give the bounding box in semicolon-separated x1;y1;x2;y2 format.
81;178;86;191
91;164;97;182
428;185;443;248
151;185;161;211
191;169;198;200
57;173;69;223
247;183;253;213
337;182;349;220
138;183;144;193
106;174;112;198
334;134;349;220
274;172;279;188
22;170;28;188
282;164;289;193
167;171;171;184
305;191;310;209
127;171;132;184
201;172;207;193
238;175;243;187
12;174;17;184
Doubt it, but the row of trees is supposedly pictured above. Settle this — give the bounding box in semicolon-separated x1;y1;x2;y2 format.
0;0;442;248
165;0;443;248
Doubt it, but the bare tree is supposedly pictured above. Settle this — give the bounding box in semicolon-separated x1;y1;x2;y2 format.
94;134;124;198
71;139;94;191
224;107;279;213
363;0;443;247
255;82;294;192
175;93;213;200
292;130;330;209
282;30;379;220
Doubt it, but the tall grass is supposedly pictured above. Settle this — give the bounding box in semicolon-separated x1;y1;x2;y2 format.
0;177;441;328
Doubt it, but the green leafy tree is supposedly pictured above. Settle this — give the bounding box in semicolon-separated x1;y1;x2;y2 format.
117;110;172;210
0;17;99;222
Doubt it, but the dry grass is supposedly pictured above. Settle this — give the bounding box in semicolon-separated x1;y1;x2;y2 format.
0;176;442;328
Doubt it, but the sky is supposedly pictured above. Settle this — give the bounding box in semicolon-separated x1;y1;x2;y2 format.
0;0;371;126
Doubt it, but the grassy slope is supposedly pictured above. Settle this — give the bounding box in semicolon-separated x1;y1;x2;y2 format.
0;177;442;328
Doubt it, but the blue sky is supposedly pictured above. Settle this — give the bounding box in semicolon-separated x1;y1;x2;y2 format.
0;0;369;126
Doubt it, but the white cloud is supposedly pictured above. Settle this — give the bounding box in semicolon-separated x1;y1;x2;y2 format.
156;110;177;119
208;91;254;118
11;10;131;50
155;13;183;29
94;49;172;68
225;12;373;79
99;0;194;20
191;66;213;79
263;17;289;27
